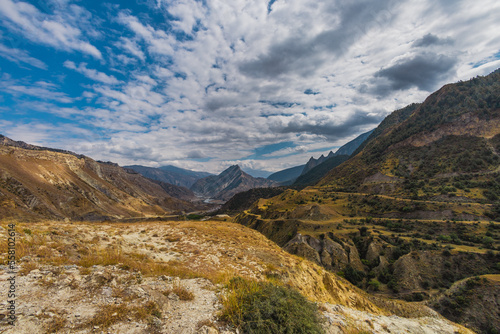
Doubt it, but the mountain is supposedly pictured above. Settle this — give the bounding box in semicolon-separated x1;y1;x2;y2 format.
318;69;500;202
300;129;375;176
334;129;374;156
150;180;197;201
218;186;288;214
0;136;201;221
190;165;279;201
234;69;500;333
293;154;350;186
240;167;273;178
267;165;305;184
125;165;212;188
300;152;332;175
268;129;374;186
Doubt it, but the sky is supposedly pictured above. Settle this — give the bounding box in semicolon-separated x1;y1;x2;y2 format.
0;0;499;175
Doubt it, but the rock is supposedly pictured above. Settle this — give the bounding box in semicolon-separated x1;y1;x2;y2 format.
197;325;219;334
102;287;113;297
168;292;180;301
366;240;383;263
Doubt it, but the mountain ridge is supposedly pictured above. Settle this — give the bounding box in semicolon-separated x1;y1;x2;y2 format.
126;164;212;188
0;135;204;220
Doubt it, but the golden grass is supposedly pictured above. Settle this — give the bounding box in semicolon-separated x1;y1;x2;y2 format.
481;274;500;282
18;261;39;275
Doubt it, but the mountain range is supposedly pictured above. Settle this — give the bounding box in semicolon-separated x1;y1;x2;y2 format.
267;129;374;185
1;69;499;334
125;164;212;188
234;68;500;333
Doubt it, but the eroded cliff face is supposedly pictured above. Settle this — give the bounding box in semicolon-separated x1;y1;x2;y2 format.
283;233;365;273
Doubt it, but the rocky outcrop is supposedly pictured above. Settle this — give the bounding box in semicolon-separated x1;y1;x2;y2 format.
284;233;364;272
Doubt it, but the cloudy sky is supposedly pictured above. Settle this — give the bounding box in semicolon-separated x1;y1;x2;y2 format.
0;0;499;175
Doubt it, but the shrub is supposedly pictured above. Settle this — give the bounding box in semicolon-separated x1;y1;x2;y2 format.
220;277;324;334
368;279;381;291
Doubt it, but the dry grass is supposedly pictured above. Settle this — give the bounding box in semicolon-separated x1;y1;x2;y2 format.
86;304;130;329
45;315;67;333
18;261;39;275
79;300;162;330
165;284;195;301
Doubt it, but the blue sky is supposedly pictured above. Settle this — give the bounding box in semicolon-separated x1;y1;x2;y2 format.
0;0;499;174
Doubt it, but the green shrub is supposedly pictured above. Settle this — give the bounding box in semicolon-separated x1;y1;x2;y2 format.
220;277;324;334
368;279;381;291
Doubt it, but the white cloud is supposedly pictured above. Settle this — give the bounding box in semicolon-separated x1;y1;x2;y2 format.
0;43;47;69
0;0;102;58
115;37;145;61
0;77;73;103
63;61;121;85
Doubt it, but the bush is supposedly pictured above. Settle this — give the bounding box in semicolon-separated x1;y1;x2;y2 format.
368;279;381;291
220;277;324;334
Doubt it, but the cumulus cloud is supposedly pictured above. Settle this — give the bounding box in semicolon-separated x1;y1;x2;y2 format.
1;0;499;173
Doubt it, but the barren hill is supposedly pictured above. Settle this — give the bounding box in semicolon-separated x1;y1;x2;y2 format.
0;136;201;221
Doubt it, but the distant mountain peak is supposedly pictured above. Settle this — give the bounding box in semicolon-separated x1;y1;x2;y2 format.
191;164;278;201
225;164;242;172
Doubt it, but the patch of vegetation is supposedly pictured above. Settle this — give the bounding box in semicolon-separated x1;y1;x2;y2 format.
186;213;204;220
220;277;324;334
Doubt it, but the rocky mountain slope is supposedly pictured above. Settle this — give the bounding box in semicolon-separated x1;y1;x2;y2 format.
0;220;472;333
190;165;278;201
319;69;500;202
0;136;201;221
125;165;212;189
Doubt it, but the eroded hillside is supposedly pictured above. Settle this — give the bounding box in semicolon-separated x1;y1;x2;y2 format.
0;142;205;221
